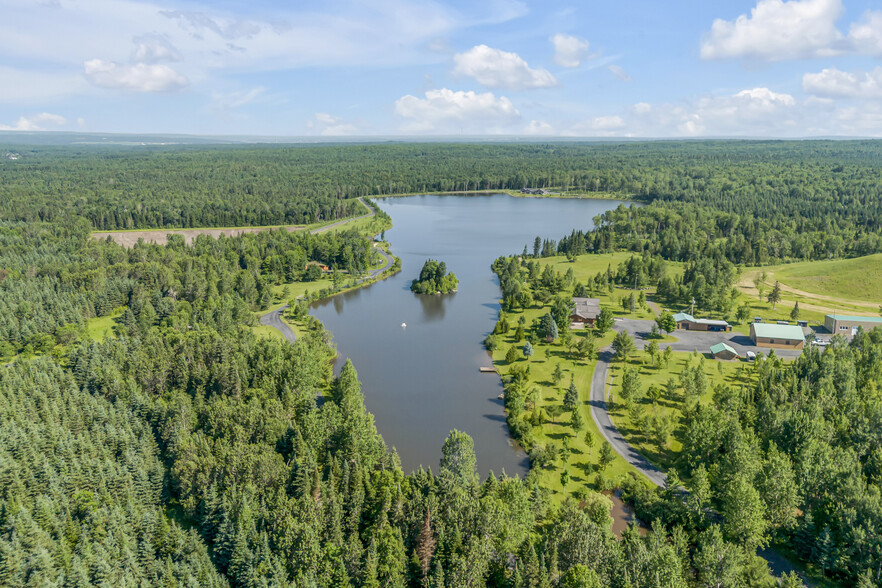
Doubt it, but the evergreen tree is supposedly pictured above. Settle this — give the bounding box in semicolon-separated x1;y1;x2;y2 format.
767;281;782;310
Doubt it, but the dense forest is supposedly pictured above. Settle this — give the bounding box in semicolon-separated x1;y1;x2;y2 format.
2;141;882;245
2;140;881;586
0;219;378;358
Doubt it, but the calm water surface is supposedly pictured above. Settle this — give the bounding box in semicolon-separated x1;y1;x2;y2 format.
311;194;629;477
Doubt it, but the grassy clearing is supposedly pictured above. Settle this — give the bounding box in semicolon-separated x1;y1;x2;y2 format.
538;253;685;286
742;254;882;304
607;351;757;473
529;254;666;324
490;325;638;498
250;324;286;341
85;308;124;341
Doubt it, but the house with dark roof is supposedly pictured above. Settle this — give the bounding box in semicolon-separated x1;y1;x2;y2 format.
570;297;601;327
672;312;732;332
750;323;805;349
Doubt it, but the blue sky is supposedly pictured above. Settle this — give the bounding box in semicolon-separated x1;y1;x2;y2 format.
3;0;882;137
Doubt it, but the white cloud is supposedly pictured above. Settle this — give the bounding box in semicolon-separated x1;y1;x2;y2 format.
803;67;882;98
394;88;520;132
848;11;882;56
551;33;590;68
733;87;796;108
563;115;627;136
576;87;799;137
589;116;626;130
84;59;188;92
0;112;67;131
453;45;557;90
523;120;555;135
701;0;844;60
132;33;181;63
608;65;631;82
307;112;360;136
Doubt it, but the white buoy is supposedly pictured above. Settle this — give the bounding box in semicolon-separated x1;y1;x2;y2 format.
401;322;407;328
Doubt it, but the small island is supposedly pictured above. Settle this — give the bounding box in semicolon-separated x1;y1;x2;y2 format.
411;259;459;294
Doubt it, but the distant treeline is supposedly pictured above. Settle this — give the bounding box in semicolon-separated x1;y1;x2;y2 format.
3;141;882;235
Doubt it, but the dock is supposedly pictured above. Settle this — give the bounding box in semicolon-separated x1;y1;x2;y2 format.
479;366;497;373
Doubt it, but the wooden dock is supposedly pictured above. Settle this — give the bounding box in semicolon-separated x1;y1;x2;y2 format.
479;366;497;373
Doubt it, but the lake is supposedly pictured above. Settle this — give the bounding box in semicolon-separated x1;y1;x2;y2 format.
311;194;630;477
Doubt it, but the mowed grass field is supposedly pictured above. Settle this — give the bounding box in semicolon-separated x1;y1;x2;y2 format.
489;324;638;497
763;254;882;302
740;254;882;308
539;252;685;285
85;308;124;341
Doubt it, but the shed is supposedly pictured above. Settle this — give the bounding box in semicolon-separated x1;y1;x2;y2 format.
710;342;739;360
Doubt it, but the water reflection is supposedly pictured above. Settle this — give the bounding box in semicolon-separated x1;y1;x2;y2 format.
416;292;454;322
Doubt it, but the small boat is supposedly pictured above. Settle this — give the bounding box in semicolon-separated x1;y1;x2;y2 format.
401;322;407;328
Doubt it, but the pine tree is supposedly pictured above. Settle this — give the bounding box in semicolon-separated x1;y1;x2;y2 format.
564;380;578;411
416;508;436;578
767;281;782;310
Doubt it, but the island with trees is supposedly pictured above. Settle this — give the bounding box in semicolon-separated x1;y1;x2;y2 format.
410;258;459;294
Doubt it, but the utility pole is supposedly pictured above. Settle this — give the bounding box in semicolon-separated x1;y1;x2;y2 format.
691;297;695;317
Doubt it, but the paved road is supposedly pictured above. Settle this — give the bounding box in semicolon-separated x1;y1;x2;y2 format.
260;304;297;343
589;349;668;487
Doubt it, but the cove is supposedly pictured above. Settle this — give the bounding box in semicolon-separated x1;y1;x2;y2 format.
311;194;631;477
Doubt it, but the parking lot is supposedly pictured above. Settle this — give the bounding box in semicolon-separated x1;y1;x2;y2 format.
612;318;805;359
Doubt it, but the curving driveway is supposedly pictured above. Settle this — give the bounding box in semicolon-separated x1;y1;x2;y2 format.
589;349;668;487
589;317;802;489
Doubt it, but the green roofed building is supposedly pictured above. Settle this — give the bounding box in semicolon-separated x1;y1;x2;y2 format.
710;342;739;360
673;312;731;332
750;323;806;349
824;314;882;339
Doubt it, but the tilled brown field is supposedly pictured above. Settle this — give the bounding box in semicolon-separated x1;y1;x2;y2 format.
91;225;306;248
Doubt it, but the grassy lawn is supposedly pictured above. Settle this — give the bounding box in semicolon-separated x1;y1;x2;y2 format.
85;308;124;341
538;253;685;286
480;252;695;499
250;324;286;341
741;254;882;303
490;326;641;498
607;351;757;473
